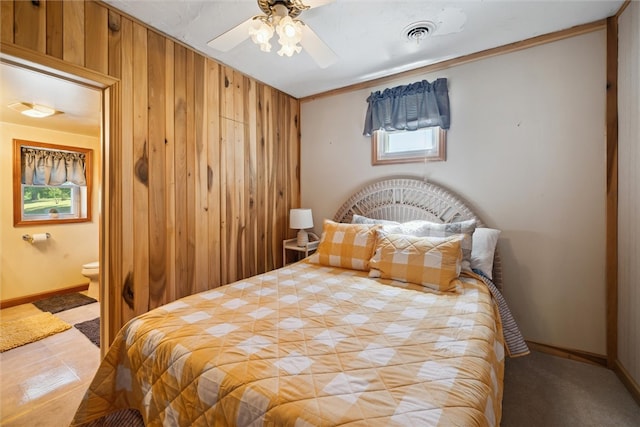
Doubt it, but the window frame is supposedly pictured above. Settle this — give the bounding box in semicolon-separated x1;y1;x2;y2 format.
13;139;92;227
371;127;447;165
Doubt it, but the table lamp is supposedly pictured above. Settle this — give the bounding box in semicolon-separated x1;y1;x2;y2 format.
289;208;314;247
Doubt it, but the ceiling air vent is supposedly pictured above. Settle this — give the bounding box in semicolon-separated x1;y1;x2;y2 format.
403;21;436;44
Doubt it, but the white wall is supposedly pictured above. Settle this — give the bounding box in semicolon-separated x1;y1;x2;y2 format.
0;122;100;301
301;30;607;355
617;1;640;388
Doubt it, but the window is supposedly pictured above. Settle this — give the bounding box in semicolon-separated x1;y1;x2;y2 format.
372;127;446;165
21;184;86;220
13;139;92;226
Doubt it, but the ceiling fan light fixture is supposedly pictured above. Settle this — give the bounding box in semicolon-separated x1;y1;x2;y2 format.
207;0;336;66
247;5;304;58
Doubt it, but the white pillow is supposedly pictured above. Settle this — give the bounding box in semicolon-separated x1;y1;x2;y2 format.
351;214;400;226
352;215;476;272
470;228;501;279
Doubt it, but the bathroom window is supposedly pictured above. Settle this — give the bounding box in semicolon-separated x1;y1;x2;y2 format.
13;139;92;226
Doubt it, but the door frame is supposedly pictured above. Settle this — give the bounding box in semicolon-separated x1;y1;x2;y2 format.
1;42;119;357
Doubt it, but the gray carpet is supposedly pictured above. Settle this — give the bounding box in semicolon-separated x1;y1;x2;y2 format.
502;350;640;426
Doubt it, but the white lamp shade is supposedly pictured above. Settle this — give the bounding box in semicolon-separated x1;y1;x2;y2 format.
289;208;313;229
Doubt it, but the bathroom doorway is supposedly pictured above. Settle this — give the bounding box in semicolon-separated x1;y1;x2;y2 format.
0;44;117;353
2;64;101;298
0;47;116;425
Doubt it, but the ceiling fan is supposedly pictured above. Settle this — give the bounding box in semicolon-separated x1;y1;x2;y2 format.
207;0;338;68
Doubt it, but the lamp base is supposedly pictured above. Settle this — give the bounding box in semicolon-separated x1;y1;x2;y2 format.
296;229;309;247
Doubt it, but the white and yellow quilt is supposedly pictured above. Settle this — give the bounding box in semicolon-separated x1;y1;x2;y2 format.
72;260;505;426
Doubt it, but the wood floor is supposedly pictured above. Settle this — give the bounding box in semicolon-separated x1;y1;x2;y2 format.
2;299;638;426
0;300;100;426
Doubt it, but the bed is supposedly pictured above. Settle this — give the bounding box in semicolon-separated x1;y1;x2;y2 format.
72;177;527;427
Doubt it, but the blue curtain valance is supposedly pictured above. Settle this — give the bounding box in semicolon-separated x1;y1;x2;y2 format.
363;78;450;136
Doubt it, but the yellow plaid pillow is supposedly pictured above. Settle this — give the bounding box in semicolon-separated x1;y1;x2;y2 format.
315;220;380;271
369;231;463;292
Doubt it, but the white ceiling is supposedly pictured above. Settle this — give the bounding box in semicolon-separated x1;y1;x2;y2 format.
0;62;102;136
0;0;622;136
105;0;623;98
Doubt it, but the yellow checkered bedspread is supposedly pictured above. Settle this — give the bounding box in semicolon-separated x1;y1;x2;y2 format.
72;261;504;426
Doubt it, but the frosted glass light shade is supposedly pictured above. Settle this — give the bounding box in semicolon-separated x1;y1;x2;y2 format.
249;18;274;52
276;16;303;57
289;208;313;229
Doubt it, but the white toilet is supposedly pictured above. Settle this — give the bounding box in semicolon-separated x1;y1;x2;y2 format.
82;261;100;301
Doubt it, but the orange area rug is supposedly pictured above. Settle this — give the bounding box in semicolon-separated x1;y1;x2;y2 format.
0;312;71;352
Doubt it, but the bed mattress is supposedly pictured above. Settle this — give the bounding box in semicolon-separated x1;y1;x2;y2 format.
72;260;505;426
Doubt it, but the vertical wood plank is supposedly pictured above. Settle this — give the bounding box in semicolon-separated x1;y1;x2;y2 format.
271;88;280;271
219;66;232;284
147;30;167;309
14;0;45;52
245;76;258;278
102;83;117;352
223;116;238;284
220;65;234;121
255;83;267;272
185;49;197;295
106;10;121;339
289;96;301;213
273;91;289;266
194;53;209;293
132;22;149;314
174;44;189;298
46;0;63;58
263;85;276;270
105;86;122;348
164;38;176;304
107;11;122;84
63;0;85;66
233;70;245;280
0;0;14;44
206;59;221;289
270;91;283;269
117;16;136;325
220;66;241;284
84;0;108;74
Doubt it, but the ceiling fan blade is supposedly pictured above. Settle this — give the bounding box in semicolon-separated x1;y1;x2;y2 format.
302;0;336;9
300;23;337;68
207;17;254;52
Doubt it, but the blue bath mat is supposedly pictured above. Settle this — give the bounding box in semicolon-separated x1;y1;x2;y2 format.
33;293;97;314
74;317;100;347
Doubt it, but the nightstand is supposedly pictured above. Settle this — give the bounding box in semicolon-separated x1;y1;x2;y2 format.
282;238;319;266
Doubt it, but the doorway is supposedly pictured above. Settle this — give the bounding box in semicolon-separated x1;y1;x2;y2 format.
0;44;118;356
0;47;115;425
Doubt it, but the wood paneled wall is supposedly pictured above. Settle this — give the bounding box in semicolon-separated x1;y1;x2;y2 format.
1;0;300;343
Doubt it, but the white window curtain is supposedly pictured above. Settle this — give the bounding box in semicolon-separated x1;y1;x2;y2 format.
21;147;87;186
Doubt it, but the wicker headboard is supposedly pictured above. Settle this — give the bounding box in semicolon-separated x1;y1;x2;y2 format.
333;178;503;290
